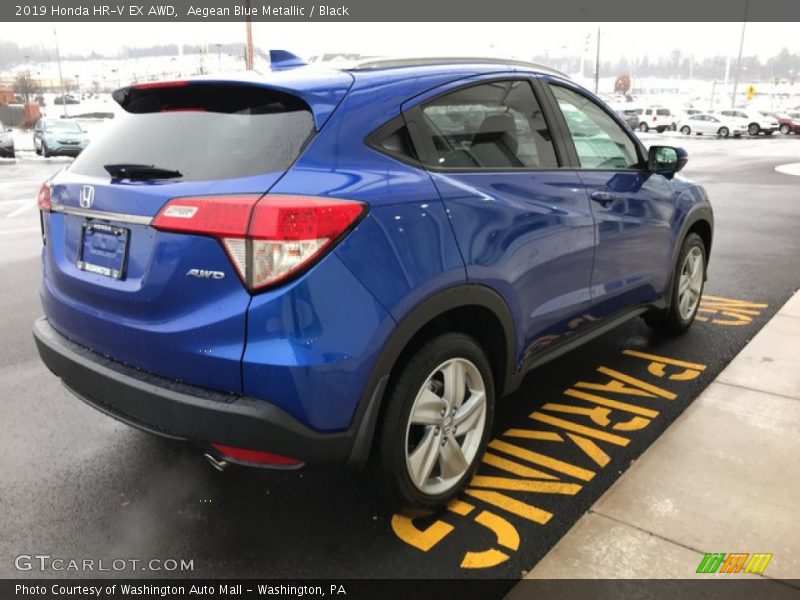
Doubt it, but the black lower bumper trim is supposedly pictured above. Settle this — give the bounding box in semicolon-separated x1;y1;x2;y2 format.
32;317;354;466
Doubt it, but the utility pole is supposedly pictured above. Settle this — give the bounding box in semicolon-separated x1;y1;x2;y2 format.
731;0;750;108
594;27;601;94
215;43;222;71
245;0;254;70
52;24;67;118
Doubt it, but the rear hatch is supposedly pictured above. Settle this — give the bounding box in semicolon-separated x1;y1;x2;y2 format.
40;73;352;393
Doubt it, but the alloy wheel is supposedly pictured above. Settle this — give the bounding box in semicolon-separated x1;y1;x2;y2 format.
678;246;704;320
404;358;487;495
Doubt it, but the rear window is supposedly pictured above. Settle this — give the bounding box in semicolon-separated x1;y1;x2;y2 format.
70;83;314;182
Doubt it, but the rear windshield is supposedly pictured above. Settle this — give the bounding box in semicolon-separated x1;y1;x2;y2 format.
46;120;83;132
70;83;314;182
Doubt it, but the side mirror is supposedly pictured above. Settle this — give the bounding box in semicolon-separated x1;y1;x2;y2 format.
648;145;688;177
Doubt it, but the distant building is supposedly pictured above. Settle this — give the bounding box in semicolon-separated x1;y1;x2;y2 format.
0;89;14;106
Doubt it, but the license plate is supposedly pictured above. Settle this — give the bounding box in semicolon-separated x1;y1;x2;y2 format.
77;221;129;280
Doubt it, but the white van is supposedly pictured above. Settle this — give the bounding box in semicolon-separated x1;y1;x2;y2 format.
621;106;678;133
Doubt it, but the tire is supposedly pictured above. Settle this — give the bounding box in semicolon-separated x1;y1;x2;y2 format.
748;123;760;136
34;142;41;156
638;122;649;133
41;143;50;158
718;127;729;138
780;124;791;135
643;232;706;335
764;130;774;136
374;333;495;509
680;126;691;135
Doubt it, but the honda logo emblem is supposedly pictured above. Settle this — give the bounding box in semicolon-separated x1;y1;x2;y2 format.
80;185;95;209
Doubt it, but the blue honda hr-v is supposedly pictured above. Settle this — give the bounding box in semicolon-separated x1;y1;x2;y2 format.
33;52;713;508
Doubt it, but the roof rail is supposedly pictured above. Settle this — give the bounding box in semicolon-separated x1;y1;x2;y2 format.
348;57;570;79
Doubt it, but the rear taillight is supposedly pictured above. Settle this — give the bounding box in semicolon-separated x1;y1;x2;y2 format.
37;181;51;212
152;194;366;291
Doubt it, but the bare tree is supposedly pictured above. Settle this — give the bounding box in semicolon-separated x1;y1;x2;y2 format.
14;71;40;102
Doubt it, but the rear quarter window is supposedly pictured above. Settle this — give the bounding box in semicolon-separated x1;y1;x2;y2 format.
69;83;314;182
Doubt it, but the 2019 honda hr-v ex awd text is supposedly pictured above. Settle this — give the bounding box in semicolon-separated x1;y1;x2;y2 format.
33;52;713;508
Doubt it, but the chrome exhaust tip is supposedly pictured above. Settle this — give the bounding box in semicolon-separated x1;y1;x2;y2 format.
204;453;228;472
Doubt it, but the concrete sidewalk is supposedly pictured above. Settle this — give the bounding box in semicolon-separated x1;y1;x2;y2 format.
511;290;800;584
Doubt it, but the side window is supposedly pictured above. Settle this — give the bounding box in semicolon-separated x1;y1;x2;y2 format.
368;114;418;164
418;80;558;170
550;85;640;170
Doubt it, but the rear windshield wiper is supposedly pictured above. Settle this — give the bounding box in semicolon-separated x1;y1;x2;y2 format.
104;163;183;180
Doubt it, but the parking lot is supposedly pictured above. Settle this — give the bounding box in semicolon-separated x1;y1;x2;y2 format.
1;134;799;587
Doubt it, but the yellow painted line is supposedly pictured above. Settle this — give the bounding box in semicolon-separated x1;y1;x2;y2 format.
502;429;563;441
475;510;520;551
530;411;631;447
390;514;453;552
622;349;706;371
464;489;552;525
447;498;475;516
596;366;677;400
701;295;768;308
567;434;611;467
541;403;611;427
489;439;595;481
460;548;510;569
612;416;652;432
482;452;559;480
470;475;582;495
563;388;660;418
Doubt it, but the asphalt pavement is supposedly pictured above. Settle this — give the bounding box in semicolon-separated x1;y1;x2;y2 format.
0;134;798;588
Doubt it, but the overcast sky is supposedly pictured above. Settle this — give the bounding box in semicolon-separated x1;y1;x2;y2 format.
3;22;799;62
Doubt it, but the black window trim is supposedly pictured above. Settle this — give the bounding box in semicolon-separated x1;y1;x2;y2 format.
400;75;568;174
364;113;423;168
541;78;649;172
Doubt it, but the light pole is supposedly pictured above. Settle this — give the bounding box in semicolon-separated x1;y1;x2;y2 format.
52;24;68;118
594;27;601;94
245;0;254;70
731;0;750;108
215;43;222;71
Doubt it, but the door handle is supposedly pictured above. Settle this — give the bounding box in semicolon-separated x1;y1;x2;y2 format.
590;190;622;206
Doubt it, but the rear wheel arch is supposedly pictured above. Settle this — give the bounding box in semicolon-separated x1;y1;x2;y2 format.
346;285;516;469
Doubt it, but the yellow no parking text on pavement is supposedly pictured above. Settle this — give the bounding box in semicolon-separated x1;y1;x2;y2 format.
391;294;768;570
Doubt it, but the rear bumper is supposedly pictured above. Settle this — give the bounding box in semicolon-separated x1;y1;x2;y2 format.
32;317;355;466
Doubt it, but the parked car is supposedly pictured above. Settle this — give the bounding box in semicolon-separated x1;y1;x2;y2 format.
764;111;800;135
0;121;15;158
678;113;747;138
636;106;678;133
617;108;640;130
33;55;713;509
54;94;80;105
715;109;779;136
32;118;89;157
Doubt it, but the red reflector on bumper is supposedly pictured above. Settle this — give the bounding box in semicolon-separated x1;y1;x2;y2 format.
211;443;301;466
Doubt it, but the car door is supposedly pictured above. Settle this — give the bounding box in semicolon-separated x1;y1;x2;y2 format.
403;77;596;358
543;80;677;320
693;115;711;134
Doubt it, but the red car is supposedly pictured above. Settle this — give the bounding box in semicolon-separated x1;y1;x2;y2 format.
765;111;800;135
